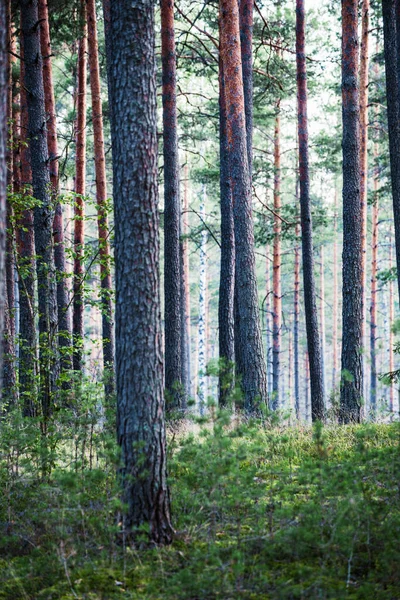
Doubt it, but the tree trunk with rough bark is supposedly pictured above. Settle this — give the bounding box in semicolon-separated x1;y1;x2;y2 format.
220;0;267;412
359;0;369;400
265;243;273;397
382;0;400;305
161;0;182;410
21;0;59;418
108;0;173;545
39;0;72;373
340;0;363;423
296;0;324;421
86;0;114;396
272;107;281;410
218;43;235;408
17;34;37;416
0;0;6;397
180;162;191;400
73;4;87;373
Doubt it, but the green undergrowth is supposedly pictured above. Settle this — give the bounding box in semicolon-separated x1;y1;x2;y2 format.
1;410;400;599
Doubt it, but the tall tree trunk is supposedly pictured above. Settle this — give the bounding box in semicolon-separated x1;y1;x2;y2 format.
296;0;325;421
370;134;379;415
360;0;369;401
161;0;182;410
272;106;281;409
239;0;253;178
0;0;6;399
218;43;235;408
181;162;191;398
86;0;114;396
197;188;208;415
265;243;273;397
39;0;72;372
382;0;400;305
220;0;267;411
21;0;59;418
332;189;339;392
319;245;326;398
108;0;173;545
389;239;395;414
3;10;17;403
294;222;300;419
18;34;37;416
73;4;87;373
340;0;363;423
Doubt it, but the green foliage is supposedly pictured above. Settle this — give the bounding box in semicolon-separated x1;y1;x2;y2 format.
1;415;400;598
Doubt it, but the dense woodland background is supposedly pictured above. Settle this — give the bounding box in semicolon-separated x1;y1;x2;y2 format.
1;0;400;597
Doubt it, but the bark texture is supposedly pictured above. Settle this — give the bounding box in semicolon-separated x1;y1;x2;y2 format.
382;0;400;306
21;0;59;417
218;45;235;408
108;0;173;545
180;163;191;401
370;136;379;414
296;0;324;421
220;0;267;411
73;7;87;373
18;38;37;416
86;0;114;395
294;222;300;419
39;0;72;369
340;0;363;423
161;0;182;409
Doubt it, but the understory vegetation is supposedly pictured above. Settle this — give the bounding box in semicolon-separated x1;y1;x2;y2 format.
1;407;400;599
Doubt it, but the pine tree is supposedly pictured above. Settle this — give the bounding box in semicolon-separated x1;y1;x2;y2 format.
296;0;324;421
161;0;183;410
108;0;173;544
340;0;363;423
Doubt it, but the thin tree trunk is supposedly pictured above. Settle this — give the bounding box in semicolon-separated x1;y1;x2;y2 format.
332;189;338;392
161;0;182;410
370;133;379;415
197;187;208;415
319;245;326;398
340;0;363;423
3;10;17;403
21;0;59;418
272;106;281;410
86;0;114;396
296;0;324;421
220;0;268;411
294;222;300;419
389;240;394;414
239;0;253;178
17;34;37;416
39;0;72;372
382;0;400;305
108;0;173;545
360;0;369;401
218;42;235;408
265;243;273;397
0;0;6;399
181;162;191;398
73;5;87;373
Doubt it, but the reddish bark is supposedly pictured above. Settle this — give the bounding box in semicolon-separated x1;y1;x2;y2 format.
340;0;363;422
39;0;72;371
17;25;37;416
218;36;235;407
73;5;87;373
86;0;114;395
220;0;267;410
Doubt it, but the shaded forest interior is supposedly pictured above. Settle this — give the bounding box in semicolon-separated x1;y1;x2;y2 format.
1;0;400;597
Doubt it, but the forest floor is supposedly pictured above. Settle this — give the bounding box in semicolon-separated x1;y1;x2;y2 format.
1;412;400;599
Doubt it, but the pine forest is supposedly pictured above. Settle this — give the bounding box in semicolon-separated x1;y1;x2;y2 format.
2;0;400;597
